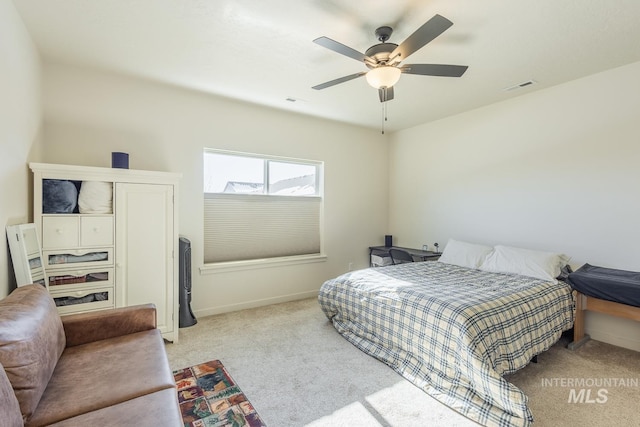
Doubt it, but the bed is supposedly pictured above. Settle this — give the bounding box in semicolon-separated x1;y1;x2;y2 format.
318;259;574;427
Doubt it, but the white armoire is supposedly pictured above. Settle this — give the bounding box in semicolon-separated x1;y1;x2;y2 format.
30;163;181;342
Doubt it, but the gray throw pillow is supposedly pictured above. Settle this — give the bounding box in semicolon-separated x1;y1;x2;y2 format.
42;180;78;213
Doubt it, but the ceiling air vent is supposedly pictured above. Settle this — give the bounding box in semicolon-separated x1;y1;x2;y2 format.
503;80;537;92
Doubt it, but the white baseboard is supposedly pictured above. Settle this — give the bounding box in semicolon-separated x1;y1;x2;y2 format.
587;329;640;352
585;311;640;352
193;290;319;318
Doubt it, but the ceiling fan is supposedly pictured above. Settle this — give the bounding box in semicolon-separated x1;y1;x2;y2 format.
312;14;468;103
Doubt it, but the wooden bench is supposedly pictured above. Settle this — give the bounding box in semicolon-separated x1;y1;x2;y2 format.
568;291;640;350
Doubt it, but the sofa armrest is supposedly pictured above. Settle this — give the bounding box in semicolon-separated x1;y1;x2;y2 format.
62;304;157;347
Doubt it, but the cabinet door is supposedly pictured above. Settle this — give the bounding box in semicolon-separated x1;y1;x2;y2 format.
115;183;175;337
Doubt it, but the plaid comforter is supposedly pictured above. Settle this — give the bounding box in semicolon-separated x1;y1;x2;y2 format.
318;261;574;427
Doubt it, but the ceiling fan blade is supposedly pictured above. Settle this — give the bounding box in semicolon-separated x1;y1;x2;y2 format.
390;14;453;61
313;36;373;63
400;64;468;77
378;86;394;103
312;72;366;90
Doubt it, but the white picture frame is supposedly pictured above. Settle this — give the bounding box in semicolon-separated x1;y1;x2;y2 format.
6;223;48;288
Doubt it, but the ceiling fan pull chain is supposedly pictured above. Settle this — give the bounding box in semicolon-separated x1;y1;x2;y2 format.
381;104;385;134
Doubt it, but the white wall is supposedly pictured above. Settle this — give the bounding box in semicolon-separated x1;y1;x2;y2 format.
0;0;43;298
389;60;640;351
41;63;388;316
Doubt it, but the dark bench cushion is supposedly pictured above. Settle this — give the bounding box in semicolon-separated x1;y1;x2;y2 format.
569;263;640;307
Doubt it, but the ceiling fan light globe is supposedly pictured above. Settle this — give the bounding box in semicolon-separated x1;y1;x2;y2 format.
366;66;401;89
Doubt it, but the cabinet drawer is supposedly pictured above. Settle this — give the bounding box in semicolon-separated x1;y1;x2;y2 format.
80;216;113;246
48;267;114;289
42;216;78;249
50;285;114;315
43;247;113;270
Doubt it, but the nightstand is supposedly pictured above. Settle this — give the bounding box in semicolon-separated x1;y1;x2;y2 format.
369;246;440;267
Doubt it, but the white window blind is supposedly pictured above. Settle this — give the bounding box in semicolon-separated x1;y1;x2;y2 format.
204;193;321;263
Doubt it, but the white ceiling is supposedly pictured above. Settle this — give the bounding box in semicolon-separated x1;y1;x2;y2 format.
12;0;640;132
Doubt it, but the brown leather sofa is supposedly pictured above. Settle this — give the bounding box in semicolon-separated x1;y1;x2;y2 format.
0;284;182;426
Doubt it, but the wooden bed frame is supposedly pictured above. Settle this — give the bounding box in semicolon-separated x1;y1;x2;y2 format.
568;291;640;350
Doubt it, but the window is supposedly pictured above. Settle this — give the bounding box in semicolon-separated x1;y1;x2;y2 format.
203;150;323;264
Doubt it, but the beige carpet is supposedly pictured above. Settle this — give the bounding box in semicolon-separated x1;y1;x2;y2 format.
165;297;640;427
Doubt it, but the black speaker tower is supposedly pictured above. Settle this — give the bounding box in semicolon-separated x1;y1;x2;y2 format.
178;237;197;327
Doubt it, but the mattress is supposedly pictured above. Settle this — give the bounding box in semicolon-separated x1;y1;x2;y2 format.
318;261;574;427
568;263;640;307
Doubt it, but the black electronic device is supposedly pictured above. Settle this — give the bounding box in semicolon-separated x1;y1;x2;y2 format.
178;237;197;327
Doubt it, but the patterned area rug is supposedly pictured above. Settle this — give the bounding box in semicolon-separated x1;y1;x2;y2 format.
174;360;267;427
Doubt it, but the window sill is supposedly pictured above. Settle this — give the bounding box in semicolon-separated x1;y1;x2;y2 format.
199;254;327;275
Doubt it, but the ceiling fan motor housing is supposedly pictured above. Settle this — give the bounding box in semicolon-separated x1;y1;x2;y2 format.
365;43;399;69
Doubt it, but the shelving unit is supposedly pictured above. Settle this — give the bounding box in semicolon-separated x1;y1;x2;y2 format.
30;162;181;342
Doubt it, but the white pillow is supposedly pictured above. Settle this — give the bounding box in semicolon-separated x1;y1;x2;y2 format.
78;181;113;214
479;245;570;282
437;239;494;269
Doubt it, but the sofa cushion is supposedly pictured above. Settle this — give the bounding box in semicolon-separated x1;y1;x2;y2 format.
62;303;157;347
27;329;175;426
0;284;66;422
0;362;23;427
47;388;182;427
